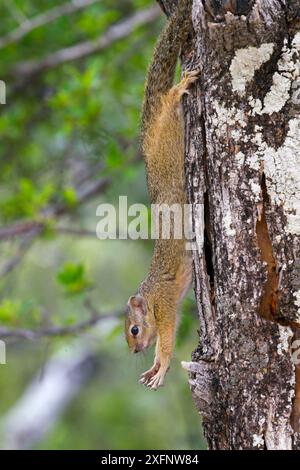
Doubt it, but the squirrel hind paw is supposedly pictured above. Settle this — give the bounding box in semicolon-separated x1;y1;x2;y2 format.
183;69;200;79
176;69;200;97
183;69;200;86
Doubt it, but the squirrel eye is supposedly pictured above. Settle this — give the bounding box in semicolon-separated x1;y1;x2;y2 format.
131;326;139;336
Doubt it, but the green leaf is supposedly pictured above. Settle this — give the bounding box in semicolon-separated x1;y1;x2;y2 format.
56;262;92;295
106;140;124;169
62;187;78;207
0;179;55;221
0;299;19;324
0;299;41;327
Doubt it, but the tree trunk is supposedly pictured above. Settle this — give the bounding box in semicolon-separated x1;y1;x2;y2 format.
162;0;300;449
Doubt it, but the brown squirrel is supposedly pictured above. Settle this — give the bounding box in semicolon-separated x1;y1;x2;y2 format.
125;0;198;390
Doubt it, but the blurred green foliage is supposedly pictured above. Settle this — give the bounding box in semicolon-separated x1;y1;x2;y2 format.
0;0;206;450
0;298;40;327
57;261;92;295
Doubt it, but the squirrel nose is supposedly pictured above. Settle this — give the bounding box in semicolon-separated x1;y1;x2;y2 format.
133;344;144;353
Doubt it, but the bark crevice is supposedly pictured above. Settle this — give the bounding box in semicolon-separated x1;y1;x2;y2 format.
204;190;215;295
256;172;280;322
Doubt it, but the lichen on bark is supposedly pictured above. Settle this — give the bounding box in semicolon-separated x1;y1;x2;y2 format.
181;0;300;449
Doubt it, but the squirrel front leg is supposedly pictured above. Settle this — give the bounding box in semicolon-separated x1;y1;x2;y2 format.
146;308;176;390
139;337;161;385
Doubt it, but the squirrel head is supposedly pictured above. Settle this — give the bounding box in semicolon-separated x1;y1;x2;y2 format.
125;293;157;353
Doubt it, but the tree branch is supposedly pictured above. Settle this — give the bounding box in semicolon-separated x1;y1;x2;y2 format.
55;226;97;237
3;0;28;25
0;176;110;242
11;5;161;81
0;302;123;341
0;315;120;449
0;229;39;278
0;0;101;49
0;176;110;280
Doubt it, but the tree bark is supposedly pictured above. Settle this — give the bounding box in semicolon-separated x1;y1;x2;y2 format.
162;0;300;449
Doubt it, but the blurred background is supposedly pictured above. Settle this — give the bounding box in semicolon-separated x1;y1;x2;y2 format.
0;0;206;450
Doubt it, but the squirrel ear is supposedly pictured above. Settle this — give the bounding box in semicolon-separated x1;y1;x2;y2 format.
127;294;147;315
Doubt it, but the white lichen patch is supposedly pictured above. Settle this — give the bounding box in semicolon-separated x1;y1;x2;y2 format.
230;43;274;95
212;103;300;233
246;153;260;171
293;31;300;50
253;433;264;448
293;290;300;321
250;36;300;115
294;290;300;309
277;325;293;356
249;74;291;116
249;96;263;115
212;33;300;236
249;180;261;200
212;103;300;234
246;110;300;234
212;100;247;132
259;117;300;235
235;151;245;166
259;73;291;114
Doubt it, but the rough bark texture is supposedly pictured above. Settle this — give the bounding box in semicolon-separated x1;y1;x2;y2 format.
161;0;300;449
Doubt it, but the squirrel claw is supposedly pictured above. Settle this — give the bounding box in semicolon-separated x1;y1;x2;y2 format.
185;69;200;77
174;69;200;99
139;374;153;386
140;363;170;389
140;363;160;386
146;371;166;390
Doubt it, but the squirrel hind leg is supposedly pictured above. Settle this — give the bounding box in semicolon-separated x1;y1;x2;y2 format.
160;69;199;111
174;69;200;99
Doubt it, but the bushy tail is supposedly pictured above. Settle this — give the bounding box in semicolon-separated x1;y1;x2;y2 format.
141;0;192;138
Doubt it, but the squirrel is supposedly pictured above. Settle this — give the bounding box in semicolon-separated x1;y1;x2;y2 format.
125;0;198;390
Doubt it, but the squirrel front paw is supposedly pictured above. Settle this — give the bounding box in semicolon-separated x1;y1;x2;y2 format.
139;362;160;386
140;363;169;390
146;367;168;390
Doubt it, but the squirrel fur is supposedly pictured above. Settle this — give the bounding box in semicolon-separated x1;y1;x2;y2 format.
125;0;198;390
